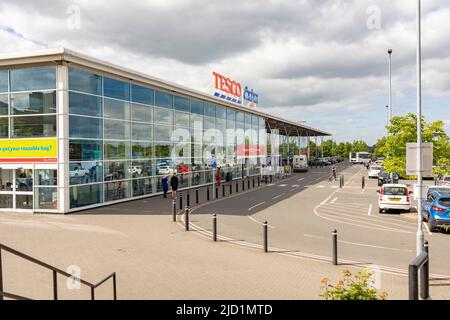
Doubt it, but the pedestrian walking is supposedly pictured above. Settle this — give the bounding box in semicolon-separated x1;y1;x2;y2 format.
332;163;337;181
170;172;179;200
162;175;169;198
216;167;222;186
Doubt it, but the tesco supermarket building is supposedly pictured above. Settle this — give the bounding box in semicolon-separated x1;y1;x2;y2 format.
0;48;330;214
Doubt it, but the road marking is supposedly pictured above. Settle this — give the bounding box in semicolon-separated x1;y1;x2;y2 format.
279;184;287;187
330;197;338;204
368;204;372;216
247;215;275;228
317;185;325;188
291;184;300;188
423;222;432;236
303;234;412;252
248;202;266;211
361;188;365;194
297;178;305;182
272;194;284;200
331;186;339;189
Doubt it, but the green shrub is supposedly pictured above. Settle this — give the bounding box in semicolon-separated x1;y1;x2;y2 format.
320;269;388;300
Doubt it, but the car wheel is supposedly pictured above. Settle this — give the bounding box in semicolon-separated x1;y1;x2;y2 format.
428;218;437;232
378;207;383;213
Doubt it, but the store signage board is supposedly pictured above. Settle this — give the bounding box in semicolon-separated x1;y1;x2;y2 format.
212;71;258;108
0;138;58;163
406;142;433;176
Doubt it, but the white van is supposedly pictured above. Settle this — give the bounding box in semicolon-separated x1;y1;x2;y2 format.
293;155;308;172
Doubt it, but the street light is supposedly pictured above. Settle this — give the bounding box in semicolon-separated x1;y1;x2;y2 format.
415;0;424;256
385;105;389;135
387;49;393;120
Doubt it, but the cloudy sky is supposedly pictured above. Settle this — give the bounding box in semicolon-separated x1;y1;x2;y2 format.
0;0;449;144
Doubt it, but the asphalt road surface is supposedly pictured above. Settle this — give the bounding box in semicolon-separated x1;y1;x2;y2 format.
188;163;450;277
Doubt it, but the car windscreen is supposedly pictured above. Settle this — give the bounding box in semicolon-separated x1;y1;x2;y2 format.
445;177;450;181
383;187;407;196
438;198;450;207
371;167;383;171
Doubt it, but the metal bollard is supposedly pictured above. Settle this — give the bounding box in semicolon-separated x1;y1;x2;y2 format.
248;178;250;189
236;181;239;193
362;176;365;189
196;189;199;204
172;199;176;222
207;187;210;201
332;229;338;265
187;192;190;207
263;221;268;253
258;176;260;187
253;178;255;188
421;241;429;299
212;214;217;242
222;184;225;197
215;186;219;199
342;175;344;186
179;193;183;210
242;180;245;190
230;183;232;195
185;206;190;231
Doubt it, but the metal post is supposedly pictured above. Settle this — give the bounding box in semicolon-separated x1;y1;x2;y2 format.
248;178;250;189
179;193;183;211
229;183;232;195
416;0;425;256
258;176;260;186
236;181;238;193
53;270;58;300
187;192;190;207
213;214;217;242
215;186;219;199
263;221;268;253
253;178;255;188
207;187;210;201
222;184;225;197
0;248;3;301
340;176;342;188
242;179;245;191
196;189;199;204
332;229;338;265
172;200;176;222
362;176;365;189
388;49;393;120
409;264;419;300
185;206;190;231
91;287;95;300
421;241;429;299
113;273;117;300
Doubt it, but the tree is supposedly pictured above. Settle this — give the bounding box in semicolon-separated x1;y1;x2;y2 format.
377;113;450;177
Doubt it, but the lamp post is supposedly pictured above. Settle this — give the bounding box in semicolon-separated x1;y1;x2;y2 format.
416;0;424;256
385;105;389;136
388;49;393;120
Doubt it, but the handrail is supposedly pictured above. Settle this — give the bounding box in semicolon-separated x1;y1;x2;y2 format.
0;243;117;300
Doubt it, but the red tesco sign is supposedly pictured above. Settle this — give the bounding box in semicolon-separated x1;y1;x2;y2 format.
213;72;242;98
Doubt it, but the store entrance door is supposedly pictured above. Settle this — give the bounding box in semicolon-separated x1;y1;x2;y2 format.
0;167;34;212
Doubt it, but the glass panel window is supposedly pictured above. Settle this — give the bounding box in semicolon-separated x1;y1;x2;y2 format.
205;103;215;117
132;104;152;123
37;170;57;186
154;107;173;125
215;105;226;119
104;98;130;120
104;181;130;202
16;195;33;209
236;112;244;123
69;91;102;117
70;183;103;209
0;71;7;93
175;112;189;128
132;142;153;159
0;94;8;116
191;100;204;115
69;140;103;161
190;114;203;130
132;123;153;141
16;168;33;192
0;118;7;138
11;91;56;115
155;143;171;158
204;116;215;130
10;66;56;92
104;141;130;160
132;178;153;197
131;160;152;178
0;194;13;208
174;96;190;112
104;119;130;140
131;84;154;105
69;68;102;95
104;77;130;101
11;115;56;138
36;187;58;210
0;169;14;191
155;91;173;109
104;161;129;181
154;125;172;142
69;116;103;139
69;162;102;185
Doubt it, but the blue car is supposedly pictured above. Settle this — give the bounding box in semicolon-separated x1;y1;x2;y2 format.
422;189;450;232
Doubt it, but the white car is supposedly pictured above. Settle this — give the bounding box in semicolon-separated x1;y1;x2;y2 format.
378;184;412;213
157;165;175;175
70;166;90;178
438;176;450;187
368;166;384;179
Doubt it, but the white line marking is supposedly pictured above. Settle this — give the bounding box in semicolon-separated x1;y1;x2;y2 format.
247;214;275;228
272;194;284;200
368;204;372;216
248;202;266;211
297;178;304;181
423;222;432;236
291;184;300;188
304;234;412;252
317;185;325;188
330;197;338;204
279;184;287;187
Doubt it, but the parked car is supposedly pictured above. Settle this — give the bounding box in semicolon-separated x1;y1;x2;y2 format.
378;171;399;186
437;175;450;187
421;189;450;232
69;166;90;178
157;164;175;175
368;166;384;179
377;184;412;213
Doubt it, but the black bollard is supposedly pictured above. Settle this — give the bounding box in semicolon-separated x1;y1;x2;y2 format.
242;179;245;191
421;241;429;299
263;221;268;253
179;193;183;211
172;199;176;222
196;189;199;204
253;178;255;188
236;181;239;193
185;206;190;231
222;184;225;197
212;214;217;242
332;229;338;265
248;178;250;189
187;192;190;207
258;176;260;187
207;187;210;201
230;183;232;195
215;186;219;199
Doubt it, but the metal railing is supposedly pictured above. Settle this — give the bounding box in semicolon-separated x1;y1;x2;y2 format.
0;243;117;300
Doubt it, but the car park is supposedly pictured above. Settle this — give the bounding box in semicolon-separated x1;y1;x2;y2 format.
377;171;399;186
368;166;384;179
421;189;450;232
377;184;412;213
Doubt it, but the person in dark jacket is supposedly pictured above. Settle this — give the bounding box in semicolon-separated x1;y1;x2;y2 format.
170;173;179;200
161;175;169;198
